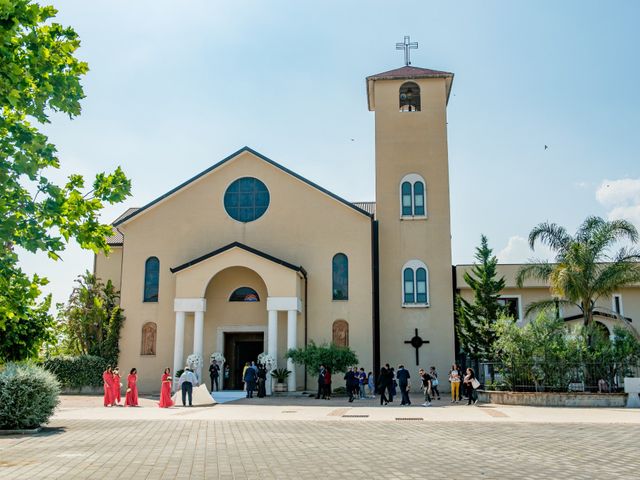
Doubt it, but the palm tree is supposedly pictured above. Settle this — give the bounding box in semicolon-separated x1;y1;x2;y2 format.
516;216;640;326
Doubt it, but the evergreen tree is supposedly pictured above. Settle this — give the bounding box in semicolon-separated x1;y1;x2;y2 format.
456;235;508;360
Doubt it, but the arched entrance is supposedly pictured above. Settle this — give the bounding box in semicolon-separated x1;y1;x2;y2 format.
205;266;268;390
170;242;305;393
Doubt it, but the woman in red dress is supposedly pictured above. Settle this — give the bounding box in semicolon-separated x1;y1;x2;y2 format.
112;367;122;406
158;367;174;408
125;368;139;407
103;366;114;407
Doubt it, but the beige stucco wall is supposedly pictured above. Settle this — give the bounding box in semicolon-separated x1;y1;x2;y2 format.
372;76;455;379
94;247;122;292
99;150;373;393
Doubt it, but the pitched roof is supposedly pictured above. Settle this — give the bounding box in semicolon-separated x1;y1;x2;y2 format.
113;147;372;227
366;65;455;110
169;241;305;274
366;65;453;81
105;208;139;245
352;201;376;215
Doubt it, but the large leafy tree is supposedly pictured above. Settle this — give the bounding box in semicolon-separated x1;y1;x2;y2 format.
58;272;124;365
0;1;131;361
517;216;640;326
456;235;508;360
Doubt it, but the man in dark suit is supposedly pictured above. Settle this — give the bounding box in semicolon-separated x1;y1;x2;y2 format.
396;364;411;406
344;367;357;402
316;365;326;399
244;364;257;398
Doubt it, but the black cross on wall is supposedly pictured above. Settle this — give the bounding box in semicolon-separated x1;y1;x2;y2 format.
404;328;429;366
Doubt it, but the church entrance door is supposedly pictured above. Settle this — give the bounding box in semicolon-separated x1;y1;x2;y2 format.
224;332;264;390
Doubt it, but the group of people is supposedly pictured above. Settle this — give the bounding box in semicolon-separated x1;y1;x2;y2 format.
103;364;208;409
102;366;139;407
311;362;481;407
448;363;480;405
375;363;436;406
241;361;268;398
159;365;205;408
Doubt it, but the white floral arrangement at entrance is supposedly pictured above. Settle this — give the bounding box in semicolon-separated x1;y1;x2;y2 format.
186;353;204;383
186;353;203;370
210;352;226;365
257;352;276;370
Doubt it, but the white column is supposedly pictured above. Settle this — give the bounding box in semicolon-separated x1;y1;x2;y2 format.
268;310;278;359
287;309;297;392
267;309;278;395
193;310;204;382
173;311;185;391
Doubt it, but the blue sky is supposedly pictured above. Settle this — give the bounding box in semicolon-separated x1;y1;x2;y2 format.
20;0;640;305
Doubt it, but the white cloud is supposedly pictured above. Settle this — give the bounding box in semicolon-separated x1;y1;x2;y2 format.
596;178;640;227
497;236;555;264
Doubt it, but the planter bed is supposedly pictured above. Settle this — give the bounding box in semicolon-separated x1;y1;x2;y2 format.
478;390;628;407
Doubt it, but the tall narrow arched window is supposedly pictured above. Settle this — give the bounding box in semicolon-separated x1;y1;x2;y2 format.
143;257;159;302
416;268;427;304
413;181;425;216
403;268;415;304
399;174;427;218
401;181;413;216
402;260;429;306
332;253;349;300
399;81;421;112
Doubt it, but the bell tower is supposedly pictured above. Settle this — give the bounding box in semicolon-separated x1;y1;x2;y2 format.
367;43;455;374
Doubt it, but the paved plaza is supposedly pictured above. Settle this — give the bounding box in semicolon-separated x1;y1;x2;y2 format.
1;395;639;479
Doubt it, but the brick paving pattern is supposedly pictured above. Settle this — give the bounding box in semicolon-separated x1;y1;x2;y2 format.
0;418;637;479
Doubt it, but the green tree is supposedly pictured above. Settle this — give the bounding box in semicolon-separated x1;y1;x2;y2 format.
0;1;131;360
58;272;125;365
286;342;359;374
456;235;508;360
516;216;640;326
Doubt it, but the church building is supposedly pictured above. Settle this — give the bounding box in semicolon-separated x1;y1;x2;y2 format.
94;57;457;393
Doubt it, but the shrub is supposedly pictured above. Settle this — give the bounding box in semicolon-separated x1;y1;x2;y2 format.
270;368;291;382
0;363;60;430
42;355;108;389
286;342;359;374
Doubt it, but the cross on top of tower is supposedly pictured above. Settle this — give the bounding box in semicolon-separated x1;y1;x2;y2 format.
396;35;418;66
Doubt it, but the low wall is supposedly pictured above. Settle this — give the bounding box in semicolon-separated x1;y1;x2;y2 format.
61;386;103;395
478;390;628;407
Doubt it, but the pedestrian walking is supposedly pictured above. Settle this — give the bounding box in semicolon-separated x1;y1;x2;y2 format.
455;363;464;402
358;367;367;399
158;368;174;408
209;360;220;392
344;367;357;402
125;368;139;407
463;367;479;405
244;363;257;398
257;364;267;398
397;365;411;406
102;365;114;407
179;366;198;407
316;365;326;399
449;364;461;403
323;368;332;400
429;366;441;400
367;371;375;398
419;368;432;406
112;367;122;406
377;366;390;405
389;366;397;402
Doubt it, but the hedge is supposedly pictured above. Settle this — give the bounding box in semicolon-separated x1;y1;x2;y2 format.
0;363;60;430
42;355;108;389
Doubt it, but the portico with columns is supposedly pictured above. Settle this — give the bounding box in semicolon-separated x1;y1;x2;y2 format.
170;242;305;394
